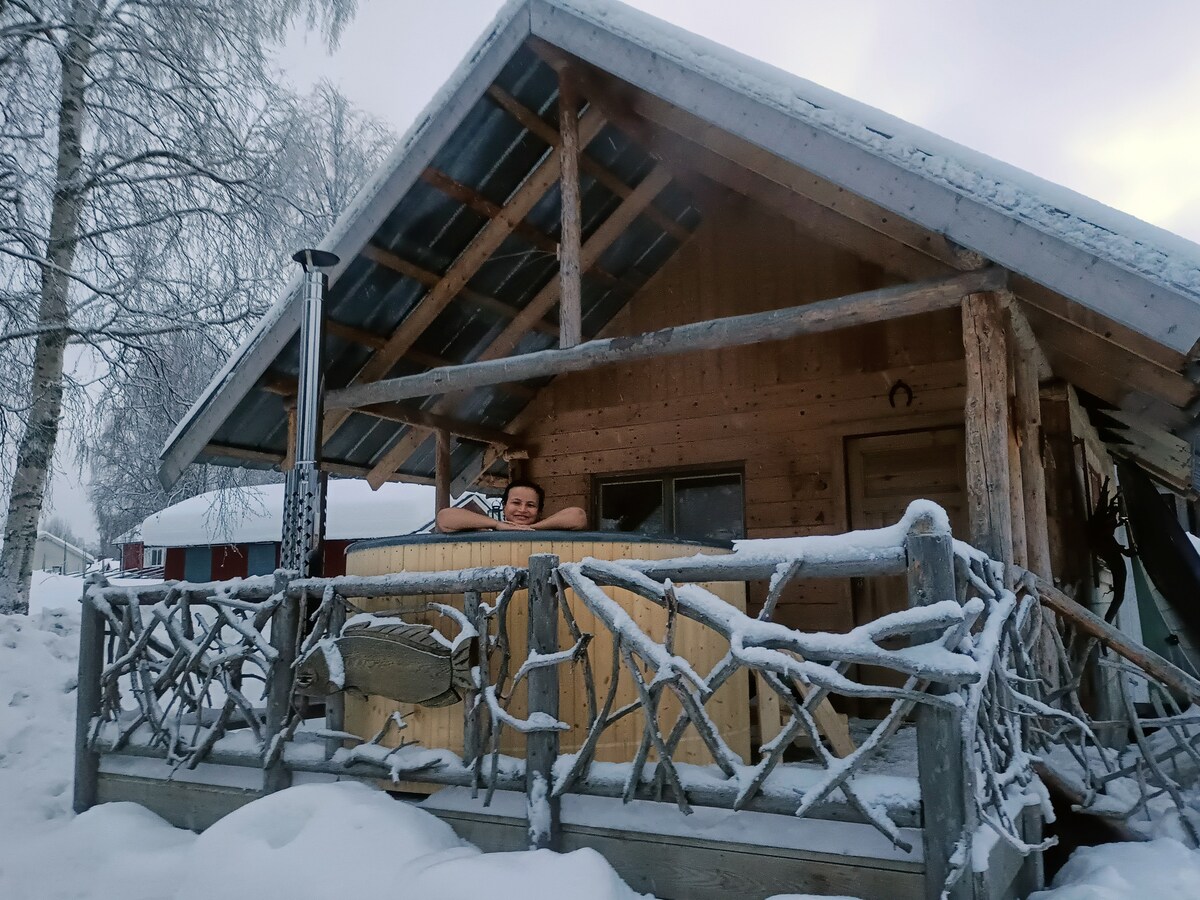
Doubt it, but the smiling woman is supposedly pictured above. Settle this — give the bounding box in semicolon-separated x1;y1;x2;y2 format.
435;478;587;532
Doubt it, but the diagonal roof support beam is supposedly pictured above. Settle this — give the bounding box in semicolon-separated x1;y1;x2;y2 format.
321;105;609;450
485;83;691;243
332;269;1006;409
362;242;558;336
360;159;678;488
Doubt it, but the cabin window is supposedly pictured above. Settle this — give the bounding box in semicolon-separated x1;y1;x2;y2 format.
144;547;165;568
596;470;744;543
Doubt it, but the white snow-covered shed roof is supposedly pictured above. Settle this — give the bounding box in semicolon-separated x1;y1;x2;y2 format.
139;480;436;547
35;531;94;563
159;0;1200;492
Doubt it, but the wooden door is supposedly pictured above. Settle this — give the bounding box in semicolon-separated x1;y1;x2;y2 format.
845;428;968;710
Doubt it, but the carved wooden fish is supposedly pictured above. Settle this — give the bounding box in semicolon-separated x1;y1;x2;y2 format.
294;621;472;708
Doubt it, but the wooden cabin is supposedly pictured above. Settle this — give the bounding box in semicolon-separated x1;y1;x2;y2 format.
127;1;1200;896
161;0;1200;645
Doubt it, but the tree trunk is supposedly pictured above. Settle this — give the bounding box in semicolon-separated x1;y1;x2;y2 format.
0;12;92;614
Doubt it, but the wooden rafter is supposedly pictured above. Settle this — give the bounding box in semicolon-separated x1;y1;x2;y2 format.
420;167;624;291
361;242;558;337
203;443;425;484
330;269;1005;409
629;88;975;271
321;105;608;452
482;163;673;361
352;402;519;448
259;372;520;446
485;83;691;244
361;159;680;488
421;168;560;258
326;319;386;350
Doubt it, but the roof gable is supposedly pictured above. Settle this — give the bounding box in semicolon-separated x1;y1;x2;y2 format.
159;0;1200;491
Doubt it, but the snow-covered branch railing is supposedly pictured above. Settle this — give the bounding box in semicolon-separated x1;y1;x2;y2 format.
1008;569;1200;848
73;565;528;809
81;503;1147;899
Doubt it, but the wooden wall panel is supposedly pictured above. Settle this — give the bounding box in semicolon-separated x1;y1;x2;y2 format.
521;196;967;633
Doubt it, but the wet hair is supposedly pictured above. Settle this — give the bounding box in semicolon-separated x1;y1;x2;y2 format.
502;478;545;513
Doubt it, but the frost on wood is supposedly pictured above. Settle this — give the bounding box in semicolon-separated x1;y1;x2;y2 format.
77;500;1200;889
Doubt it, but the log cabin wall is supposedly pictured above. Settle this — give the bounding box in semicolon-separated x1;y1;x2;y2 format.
521;193;969;632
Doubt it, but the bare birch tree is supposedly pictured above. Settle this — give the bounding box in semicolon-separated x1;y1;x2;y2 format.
0;0;356;613
84;81;393;557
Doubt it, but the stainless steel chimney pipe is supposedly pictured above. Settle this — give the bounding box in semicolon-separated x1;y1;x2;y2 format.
281;248;339;576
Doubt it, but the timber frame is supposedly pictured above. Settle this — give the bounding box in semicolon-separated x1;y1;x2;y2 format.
140;4;1200;896
160;0;1200;496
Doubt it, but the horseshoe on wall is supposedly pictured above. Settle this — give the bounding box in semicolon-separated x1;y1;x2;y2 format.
888;379;913;408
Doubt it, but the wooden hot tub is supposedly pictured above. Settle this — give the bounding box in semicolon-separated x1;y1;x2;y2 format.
344;532;750;767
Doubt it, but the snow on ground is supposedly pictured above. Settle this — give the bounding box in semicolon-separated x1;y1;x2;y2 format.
2;572;1199;898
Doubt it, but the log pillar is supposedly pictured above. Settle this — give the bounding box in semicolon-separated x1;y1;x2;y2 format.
557;70;582;349
435;429;452;513
962;292;1014;575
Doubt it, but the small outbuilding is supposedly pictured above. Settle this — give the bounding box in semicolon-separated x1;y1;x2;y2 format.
116;480;473;580
32;531;93;576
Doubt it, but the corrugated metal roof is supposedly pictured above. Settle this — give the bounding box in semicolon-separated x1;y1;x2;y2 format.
162;0;1200;491
201;38;700;485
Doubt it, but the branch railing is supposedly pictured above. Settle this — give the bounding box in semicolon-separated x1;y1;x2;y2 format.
75;503;1200;899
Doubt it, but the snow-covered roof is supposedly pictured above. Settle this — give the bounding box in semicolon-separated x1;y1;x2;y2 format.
159;0;1200;489
139;480;437;547
113;526;140;546
35;531;94;563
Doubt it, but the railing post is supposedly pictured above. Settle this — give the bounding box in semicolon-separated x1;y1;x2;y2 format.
264;570;299;794
324;595;346;760
463;589;482;767
526;554;561;850
73;575;105;813
908;513;974;900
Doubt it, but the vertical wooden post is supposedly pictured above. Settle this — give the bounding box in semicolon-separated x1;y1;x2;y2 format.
526;554;561;850
463;589;482;766
282;405;297;472
73;576;105;814
908;514;975;900
324;595;346;760
1015;362;1050;577
264;570;298;794
557;70;582;349
435;429;452;513
962;292;1013;576
1007;370;1028;571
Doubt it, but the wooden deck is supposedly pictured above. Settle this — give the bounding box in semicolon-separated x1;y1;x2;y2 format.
92;752;1041;900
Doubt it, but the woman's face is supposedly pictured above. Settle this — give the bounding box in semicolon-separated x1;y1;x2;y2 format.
503;487;541;525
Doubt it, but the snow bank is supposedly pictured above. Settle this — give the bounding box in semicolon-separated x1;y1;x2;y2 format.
0;578;645;900
5;573;1200;899
1030;839;1200;900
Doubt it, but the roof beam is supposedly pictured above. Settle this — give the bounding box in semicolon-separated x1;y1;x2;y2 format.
480;163;673;361
330;269;1005;409
485;83;691;243
202;443;426;484
258;372;521;446
361;157;688;488
324;322;537;399
360;242;558;337
321;105;607;452
351;402;520;448
420;167;625;291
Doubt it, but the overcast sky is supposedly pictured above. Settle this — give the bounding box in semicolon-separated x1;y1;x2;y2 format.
275;0;1200;244
54;0;1200;545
